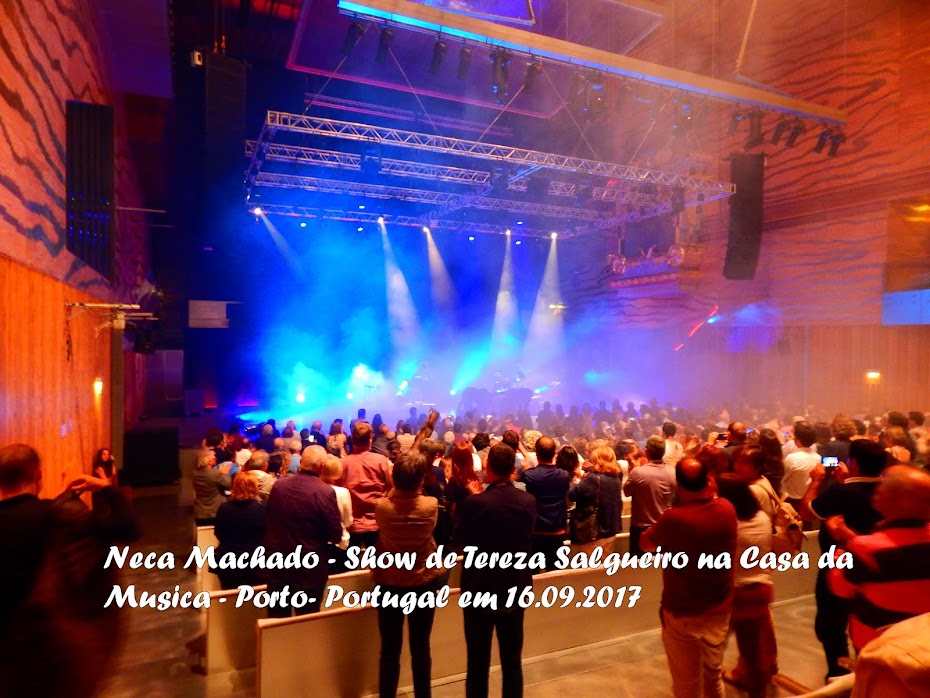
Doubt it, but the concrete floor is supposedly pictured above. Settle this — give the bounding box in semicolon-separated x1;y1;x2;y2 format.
98;457;830;698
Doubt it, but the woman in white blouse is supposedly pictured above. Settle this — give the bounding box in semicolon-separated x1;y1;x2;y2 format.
321;455;353;550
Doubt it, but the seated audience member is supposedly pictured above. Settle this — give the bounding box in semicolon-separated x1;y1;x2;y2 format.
263;446;342;616
244;450;275;502
234;438;254;467
374;451;450;698
213;471;265;589
518;436;569;571
288;439;302;474
204;426;233;465
254;423;276;454
396;423;415;453
799;438;887;679
571;445;623;553
92;447;118;485
886;411;918;460
328;420;347;458
733;445;778;520
372;422;392;458
662;422;684;466
850;612;930;698
716;474;777;698
300;428;313;453
756;429;785;496
781;421;819;507
192;449;231;525
338;422;393;549
456;444;537;698
624;435;676;555
881;425;913;464
309;421;328;449
0;444;138;698
641;458;737;698
829;465;930;654
320;455;352;550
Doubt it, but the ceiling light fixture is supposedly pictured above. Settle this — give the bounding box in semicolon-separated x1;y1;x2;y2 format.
785;119;806;147
523;58;542;94
456;44;472;80
429;38;447;74
375;26;393;63
342;19;365;56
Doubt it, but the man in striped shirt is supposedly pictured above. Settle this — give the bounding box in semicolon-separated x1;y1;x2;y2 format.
828;465;930;651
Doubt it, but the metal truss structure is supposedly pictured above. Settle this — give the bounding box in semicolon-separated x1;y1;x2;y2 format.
251;203;549;237
245;110;736;237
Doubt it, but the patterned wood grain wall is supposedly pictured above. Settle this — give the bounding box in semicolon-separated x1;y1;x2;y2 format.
559;0;930;410
0;257;110;498
0;0;150;492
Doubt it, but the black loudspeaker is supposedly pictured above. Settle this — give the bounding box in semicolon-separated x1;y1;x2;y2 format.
121;427;180;486
724;153;764;280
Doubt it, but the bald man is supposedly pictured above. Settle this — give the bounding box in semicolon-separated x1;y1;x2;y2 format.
829;465;930;652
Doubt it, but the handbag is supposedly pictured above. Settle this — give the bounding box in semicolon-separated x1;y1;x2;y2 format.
570;474;600;543
764;486;805;555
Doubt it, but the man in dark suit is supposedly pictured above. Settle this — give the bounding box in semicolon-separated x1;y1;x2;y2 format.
456;443;537;698
263;445;342;616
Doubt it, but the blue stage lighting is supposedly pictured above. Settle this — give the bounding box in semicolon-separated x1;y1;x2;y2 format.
359;205;366;210
296;391;306;403
515;240;522;245
357;227;364;232
252;206;263;215
449;389;457;396
299;221;307;228
516;220;524;225
346;392;354;400
468;236;475;241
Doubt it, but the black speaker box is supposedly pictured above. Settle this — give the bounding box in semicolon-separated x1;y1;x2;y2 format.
121;427;180;486
724;153;764;280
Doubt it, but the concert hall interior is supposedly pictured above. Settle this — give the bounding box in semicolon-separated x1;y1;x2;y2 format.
2;0;930;697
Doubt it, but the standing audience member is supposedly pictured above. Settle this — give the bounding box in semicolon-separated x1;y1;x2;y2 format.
662;422;684;466
756;429;785;496
320;455;353;550
192;449;231;525
0;444;138;698
819;414;856;464
328;420;347;457
262;445;342;616
781;421;819;508
213;471;266;589
641;458;737;698
518;436;569;571
571;445;623;554
624;435;676;555
374;452;450;698
396;424;415;453
445;441;483;533
310;421;328;450
456;444;537;698
338;422;392;549
254;423;276;454
722;422;749;466
288;439;302;474
829;465;930;653
716;474;777;698
799;439;887;680
733;445;778;520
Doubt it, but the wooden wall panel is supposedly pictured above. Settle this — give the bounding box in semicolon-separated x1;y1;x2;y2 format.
0;257;110;498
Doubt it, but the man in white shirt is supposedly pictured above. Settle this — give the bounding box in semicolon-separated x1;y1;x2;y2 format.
782;421;820;504
661;422;684;466
244;450;275;501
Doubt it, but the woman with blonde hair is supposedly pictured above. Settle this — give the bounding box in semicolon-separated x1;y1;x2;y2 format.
570;444;622;555
328;420;347;457
320;455;352;550
214;471;265;589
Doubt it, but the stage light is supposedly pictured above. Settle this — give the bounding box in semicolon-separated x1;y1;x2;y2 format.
422;226;430;234
346;392;354;400
584;75;606;119
299;221;307;228
550;232;557;239
429;38;447;74
771;119;790;145
296;391;306;404
342;20;364;56
828;132;845;156
93;377;104;396
729;110;743;136
814;129;831;153
359;204;366;210
490;49;510;103
449;389;457;396
515;240;522;245
456;44;472;80
468;236;475;241
523;59;542;94
865;370;881;384
252;206;263;215
378;216;384;223
516;221;523;225
357;226;364;232
505;229;511;236
785;120;806;147
744;111;764;149
375;26;393;63
568;72;587;114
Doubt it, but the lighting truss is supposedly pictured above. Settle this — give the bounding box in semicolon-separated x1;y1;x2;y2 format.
253;172;613;222
250;203;563;238
247;141;663;206
263;111;736;195
577;189;733;233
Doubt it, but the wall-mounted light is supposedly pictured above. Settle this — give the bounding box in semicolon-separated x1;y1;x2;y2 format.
93;377;104;396
865;370;881;385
